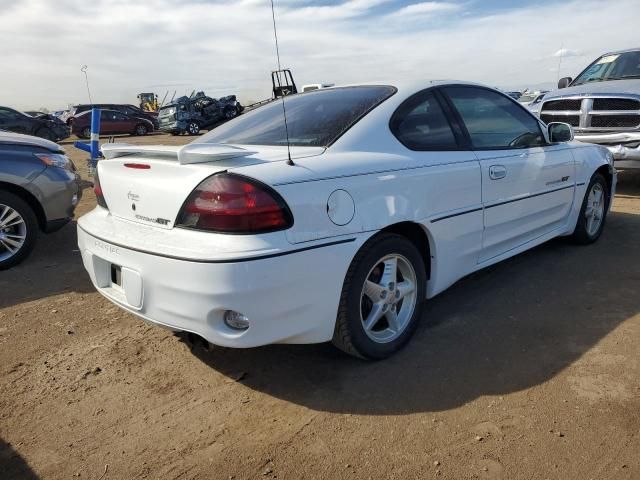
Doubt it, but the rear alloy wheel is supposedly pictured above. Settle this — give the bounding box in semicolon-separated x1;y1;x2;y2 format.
187;121;200;135
0;192;38;270
224;106;237;120
333;233;426;359
80;127;91;139
572;172;609;244
135;124;148;136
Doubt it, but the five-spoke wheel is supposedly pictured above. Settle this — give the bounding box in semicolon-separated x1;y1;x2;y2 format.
333;233;426;359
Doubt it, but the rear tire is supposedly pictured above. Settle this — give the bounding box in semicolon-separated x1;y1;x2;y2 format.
332;233;426;360
0;191;39;270
80;127;91;139
134;123;148;136
572;172;609;244
223;106;237;120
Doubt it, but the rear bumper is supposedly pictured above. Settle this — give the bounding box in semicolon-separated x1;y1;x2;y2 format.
77;222;359;347
575;132;640;168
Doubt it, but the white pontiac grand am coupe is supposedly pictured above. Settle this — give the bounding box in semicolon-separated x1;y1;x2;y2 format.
78;81;616;359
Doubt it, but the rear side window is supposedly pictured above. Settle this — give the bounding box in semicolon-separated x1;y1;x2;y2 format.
443;86;545;149
198;86;396;147
390;91;458;150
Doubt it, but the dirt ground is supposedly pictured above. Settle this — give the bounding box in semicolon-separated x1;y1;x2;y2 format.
1;133;639;480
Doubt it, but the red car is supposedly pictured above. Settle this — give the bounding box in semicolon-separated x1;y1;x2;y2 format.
72;109;154;139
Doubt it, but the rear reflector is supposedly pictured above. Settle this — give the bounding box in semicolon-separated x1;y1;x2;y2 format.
124;163;151;169
175;173;293;234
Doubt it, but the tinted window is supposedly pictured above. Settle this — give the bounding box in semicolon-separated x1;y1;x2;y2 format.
0;109;20;120
444;87;545;149
390;91;457;150
198;86;396;147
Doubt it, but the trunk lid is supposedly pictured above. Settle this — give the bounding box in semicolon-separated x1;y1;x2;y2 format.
97;142;323;229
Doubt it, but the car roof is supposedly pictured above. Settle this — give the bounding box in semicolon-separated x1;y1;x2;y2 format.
601;47;640;56
0;130;61;151
329;80;507;100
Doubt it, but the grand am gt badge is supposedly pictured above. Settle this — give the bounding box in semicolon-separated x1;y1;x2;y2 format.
134;214;170;226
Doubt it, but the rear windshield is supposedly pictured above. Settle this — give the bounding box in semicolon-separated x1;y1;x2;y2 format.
197;86;396;147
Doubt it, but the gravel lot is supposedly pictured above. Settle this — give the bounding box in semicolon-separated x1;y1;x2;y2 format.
1;133;639;480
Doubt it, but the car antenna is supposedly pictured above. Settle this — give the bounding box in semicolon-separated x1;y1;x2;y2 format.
270;0;294;166
81;65;93;105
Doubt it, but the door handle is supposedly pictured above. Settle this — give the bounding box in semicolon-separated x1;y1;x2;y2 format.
489;165;507;180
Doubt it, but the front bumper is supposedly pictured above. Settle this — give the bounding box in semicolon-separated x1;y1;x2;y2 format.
30;167;82;228
77;220;358;347
575;132;640;168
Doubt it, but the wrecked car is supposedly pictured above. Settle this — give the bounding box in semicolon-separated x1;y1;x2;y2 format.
539;48;640;168
0;107;70;142
157;92;243;135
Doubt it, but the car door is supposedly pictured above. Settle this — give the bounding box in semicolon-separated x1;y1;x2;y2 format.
441;86;576;263
100;110;123;135
113;112;135;133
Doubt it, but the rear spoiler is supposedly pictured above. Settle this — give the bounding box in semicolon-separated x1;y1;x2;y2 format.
101;143;257;165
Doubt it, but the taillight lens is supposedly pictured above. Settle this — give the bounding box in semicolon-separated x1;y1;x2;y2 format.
93;171;109;210
176;173;293;233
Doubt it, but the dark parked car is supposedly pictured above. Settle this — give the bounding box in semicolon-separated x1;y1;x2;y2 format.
63;103;159;129
0;107;71;142
0;130;82;269
71;109;154;139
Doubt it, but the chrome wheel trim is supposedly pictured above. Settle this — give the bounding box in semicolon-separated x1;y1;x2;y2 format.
136;125;147;135
359;253;418;344
0;204;27;262
188;123;199;134
585;183;605;237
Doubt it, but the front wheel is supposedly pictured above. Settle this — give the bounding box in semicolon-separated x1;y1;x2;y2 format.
572;172;609;244
333;233;426;359
0;191;39;270
35;128;55;141
186;121;200;135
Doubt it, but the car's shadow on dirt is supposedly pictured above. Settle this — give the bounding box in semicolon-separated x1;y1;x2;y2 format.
0;438;39;479
617;170;640;197
0;220;93;310
187;208;640;414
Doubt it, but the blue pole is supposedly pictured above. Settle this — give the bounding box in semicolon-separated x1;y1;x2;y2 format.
90;108;100;161
73;108;101;176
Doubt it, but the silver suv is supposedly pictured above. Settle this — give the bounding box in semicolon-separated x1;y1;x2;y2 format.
539;48;640;169
0;131;82;269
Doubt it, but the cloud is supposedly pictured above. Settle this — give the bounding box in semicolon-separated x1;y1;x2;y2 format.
387;1;460;18
0;0;638;110
552;48;582;58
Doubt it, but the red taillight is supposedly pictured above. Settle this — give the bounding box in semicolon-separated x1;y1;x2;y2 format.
124;163;151;169
93;172;109;210
176;173;293;233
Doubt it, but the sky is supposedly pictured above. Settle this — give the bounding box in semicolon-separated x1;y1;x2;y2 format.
0;0;639;110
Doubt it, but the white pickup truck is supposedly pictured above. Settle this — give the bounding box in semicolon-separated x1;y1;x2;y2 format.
538;48;640;168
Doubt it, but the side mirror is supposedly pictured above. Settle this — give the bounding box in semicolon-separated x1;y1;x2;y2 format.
557;77;572;89
548;122;574;143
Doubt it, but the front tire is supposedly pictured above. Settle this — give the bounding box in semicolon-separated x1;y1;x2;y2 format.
0;191;39;270
35;128;55;141
572;172;609;244
333;233;426;359
186;121;200;135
